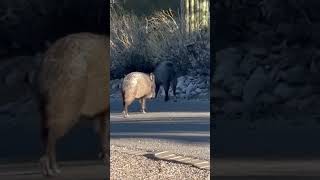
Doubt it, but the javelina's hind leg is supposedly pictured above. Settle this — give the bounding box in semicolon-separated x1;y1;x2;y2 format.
164;82;170;102
155;84;160;98
171;79;177;102
40;129;60;176
139;98;146;113
122;97;134;118
95;111;109;177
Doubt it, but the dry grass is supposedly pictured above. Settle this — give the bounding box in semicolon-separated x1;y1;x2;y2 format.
110;5;210;79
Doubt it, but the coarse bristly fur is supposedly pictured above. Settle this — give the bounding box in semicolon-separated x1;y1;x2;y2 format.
154;61;177;101
37;32;110;177
121;72;156;118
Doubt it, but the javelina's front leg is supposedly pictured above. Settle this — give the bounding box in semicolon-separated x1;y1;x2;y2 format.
139;98;146;113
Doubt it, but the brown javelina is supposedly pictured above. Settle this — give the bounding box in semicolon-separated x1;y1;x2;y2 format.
38;33;109;177
121;72;156;118
154;61;177;101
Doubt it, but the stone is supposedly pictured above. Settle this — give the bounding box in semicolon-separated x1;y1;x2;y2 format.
5;69;27;86
284;98;301;110
276;23;293;37
112;83;118;89
273;83;296;100
299;95;320;111
249;47;268;58
243;67;268;106
230;80;244;98
223;101;243;114
297;86;314;99
212;88;229;99
310;60;319;74
257;93;278;105
186;83;194;97
195;88;202;93
239;56;257;76
214;48;242;83
279;66;306;84
198;82;207;89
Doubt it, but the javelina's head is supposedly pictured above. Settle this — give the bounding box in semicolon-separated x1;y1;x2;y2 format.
147;73;156;99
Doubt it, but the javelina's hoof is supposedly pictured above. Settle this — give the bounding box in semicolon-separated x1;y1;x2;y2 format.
52;165;61;175
40;156;56;177
122;112;129;118
98;152;106;159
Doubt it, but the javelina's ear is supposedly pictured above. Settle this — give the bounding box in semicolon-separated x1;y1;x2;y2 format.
149;73;155;81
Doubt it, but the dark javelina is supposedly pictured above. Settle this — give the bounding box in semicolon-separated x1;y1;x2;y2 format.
154;61;177;101
38;33;109;177
121;72;156;118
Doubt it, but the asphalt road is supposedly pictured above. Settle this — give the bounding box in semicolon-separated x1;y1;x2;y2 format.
213;158;320;177
110;98;211;160
0;161;106;180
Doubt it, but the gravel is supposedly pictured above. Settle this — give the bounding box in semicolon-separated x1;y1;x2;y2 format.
110;148;210;180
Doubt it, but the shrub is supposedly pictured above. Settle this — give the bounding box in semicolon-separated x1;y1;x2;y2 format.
110;4;210;79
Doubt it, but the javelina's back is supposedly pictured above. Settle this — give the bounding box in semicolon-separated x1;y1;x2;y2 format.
154;61;177;101
154;61;176;82
122;72;154;99
38;32;109;176
39;33;109;129
121;72;156;117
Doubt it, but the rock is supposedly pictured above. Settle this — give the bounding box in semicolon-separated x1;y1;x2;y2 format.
307;71;320;85
273;83;296;100
112;83;118;89
299;95;320;111
257;93;278;105
5;69;27;86
311;23;320;46
279;66;306;84
249;47;268;58
190;91;197;96
177;76;185;83
212;88;229;99
276;23;293;37
198;82;207;89
310;60;319;74
195;88;202;93
297;85;314;99
239;55;257;76
250;22;270;33
214;48;242;83
243;67;268;106
186;83;194;97
216;48;242;63
271;43;286;54
223;101;243;114
284;98;301;110
270;64;281;81
230;80;244;98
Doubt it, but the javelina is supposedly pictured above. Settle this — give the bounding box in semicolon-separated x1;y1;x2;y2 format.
154;61;177;101
121;72;156;118
38;33;109;177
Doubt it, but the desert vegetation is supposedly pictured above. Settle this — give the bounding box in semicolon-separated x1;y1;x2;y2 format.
110;3;210;79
